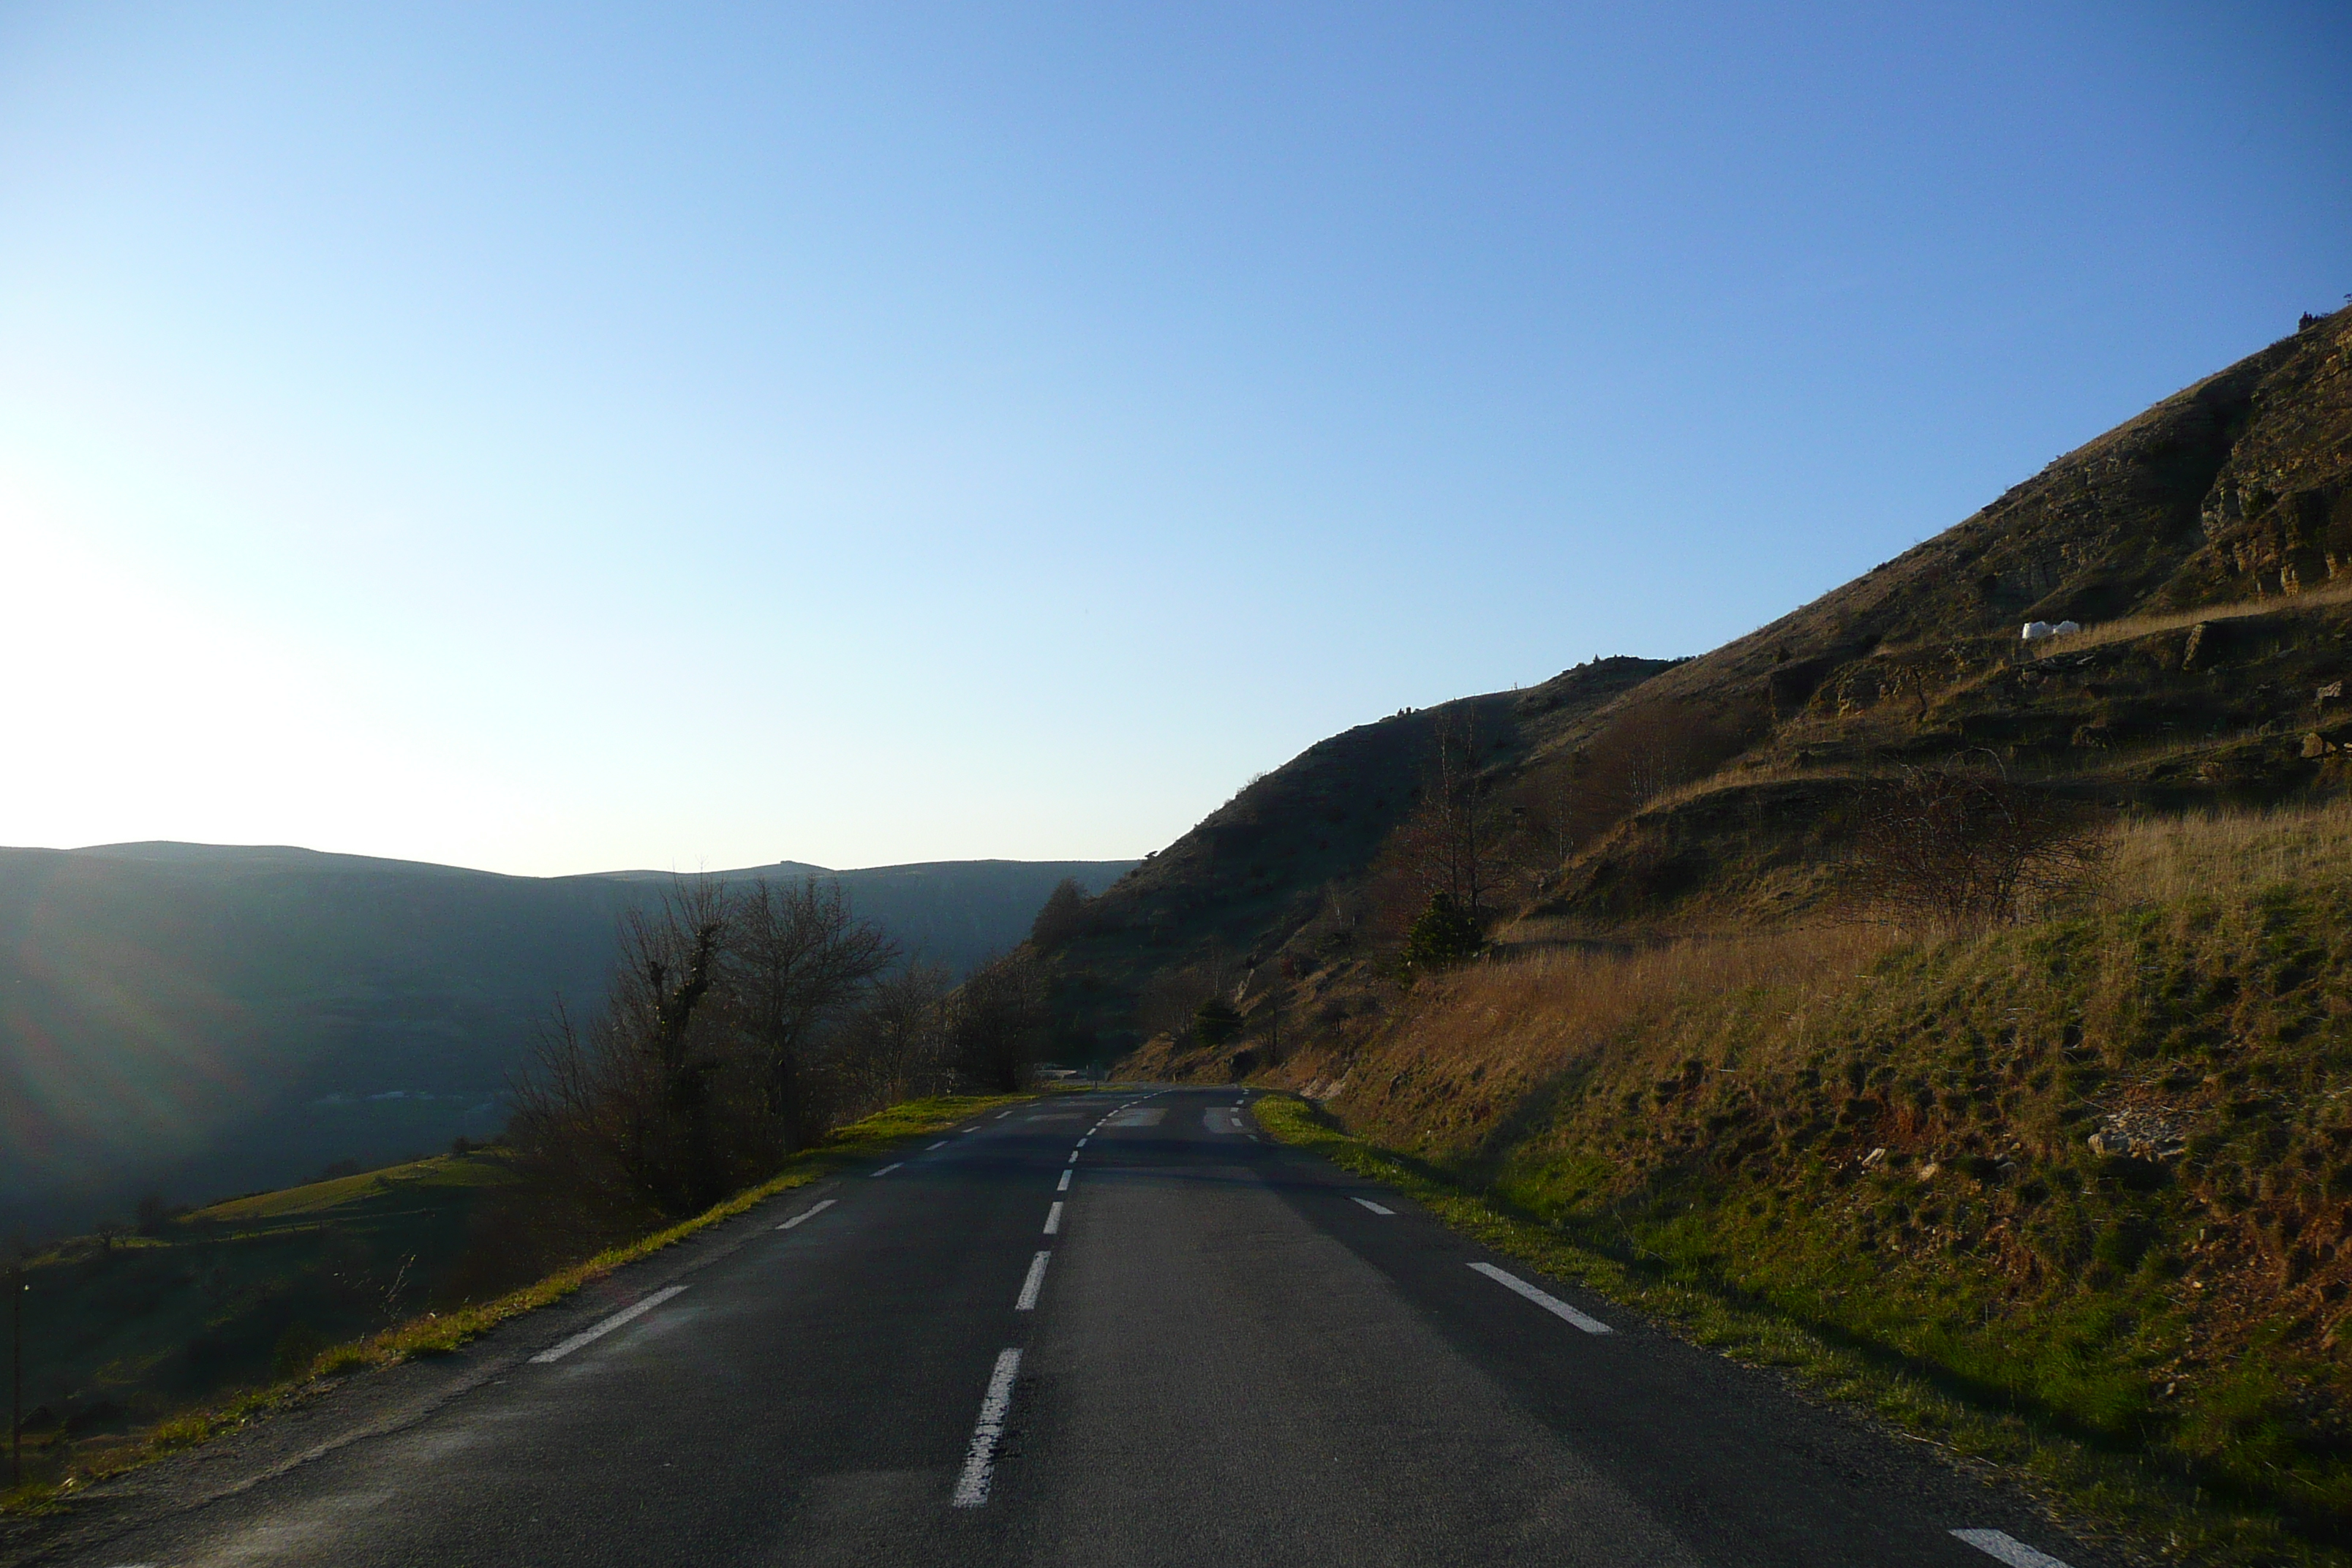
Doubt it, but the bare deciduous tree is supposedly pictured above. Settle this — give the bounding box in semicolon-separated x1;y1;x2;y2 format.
502;875;901;1236
725;877;897;1146
947;950;1048;1091
1136;946;1240;1045
1844;759;2108;926
837;961;954;1104
1365;708;1516;943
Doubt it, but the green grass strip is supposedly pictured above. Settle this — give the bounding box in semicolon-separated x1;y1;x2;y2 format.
1251;1092;2337;1568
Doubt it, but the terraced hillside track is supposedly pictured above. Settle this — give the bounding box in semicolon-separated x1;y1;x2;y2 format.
17;1089;2098;1568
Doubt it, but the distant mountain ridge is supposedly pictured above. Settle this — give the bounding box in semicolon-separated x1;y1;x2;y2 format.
0;843;1134;1238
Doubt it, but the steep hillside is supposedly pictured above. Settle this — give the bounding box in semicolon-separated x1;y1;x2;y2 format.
0;845;1133;1239
1039;656;1675;1057
1066;307;2352;1066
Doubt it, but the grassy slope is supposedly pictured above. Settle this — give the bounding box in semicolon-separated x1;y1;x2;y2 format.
2;1093;1028;1512
10;1150;516;1459
1251;804;2352;1566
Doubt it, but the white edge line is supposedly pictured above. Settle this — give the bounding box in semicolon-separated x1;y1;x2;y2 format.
529;1284;689;1363
1953;1530;2073;1568
871;1162;903;1177
951;1347;1024;1506
1467;1262;1612;1335
1043;1201;1064;1235
1014;1249;1050;1311
777;1197;837;1230
1055;1169;1071;1191
1352;1196;1394;1215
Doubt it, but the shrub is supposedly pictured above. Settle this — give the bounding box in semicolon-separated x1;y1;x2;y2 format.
1403;892;1485;970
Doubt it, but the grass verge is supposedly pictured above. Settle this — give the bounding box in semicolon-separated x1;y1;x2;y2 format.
1251;1092;2331;1568
0;1091;1030;1517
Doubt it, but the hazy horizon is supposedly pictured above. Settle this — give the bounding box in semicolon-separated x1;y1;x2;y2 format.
5;2;2346;878
1;837;1143;882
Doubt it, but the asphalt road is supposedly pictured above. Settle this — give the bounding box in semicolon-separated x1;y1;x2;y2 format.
35;1087;2100;1568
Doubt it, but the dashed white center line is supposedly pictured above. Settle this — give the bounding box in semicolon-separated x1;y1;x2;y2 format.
1044;1201;1064;1235
1015;1249;1051;1311
1075;1136;1088;1147
951;1348;1024;1507
1953;1530;2073;1568
927;1140;948;1150
1468;1262;1613;1335
1352;1197;1395;1215
871;1163;904;1177
1056;1169;1071;1192
1066;1150;1079;1165
777;1198;837;1230
529;1285;689;1363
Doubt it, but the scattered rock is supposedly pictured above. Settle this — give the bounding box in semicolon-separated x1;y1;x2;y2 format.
2088;1109;2189;1161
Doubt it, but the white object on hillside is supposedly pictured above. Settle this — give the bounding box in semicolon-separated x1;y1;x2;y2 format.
2021;622;2057;640
2053;619;2081;635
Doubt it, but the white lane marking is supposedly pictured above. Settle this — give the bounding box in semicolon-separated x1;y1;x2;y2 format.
996;1109;1014;1118
1352;1197;1395;1215
530;1285;689;1363
1953;1530;2073;1568
1015;1249;1051;1310
1075;1137;1088;1147
1056;1169;1071;1192
928;1140;948;1150
1044;1201;1064;1235
872;1163;904;1177
951;1348;1024;1506
1468;1262;1613;1335
777;1198;837;1230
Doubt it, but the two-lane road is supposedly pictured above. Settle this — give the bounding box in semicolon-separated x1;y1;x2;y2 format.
42;1088;2095;1568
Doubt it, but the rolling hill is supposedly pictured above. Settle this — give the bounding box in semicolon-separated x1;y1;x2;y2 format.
0;845;1132;1240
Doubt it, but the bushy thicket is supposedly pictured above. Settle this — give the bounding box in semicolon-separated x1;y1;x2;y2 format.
500;878;1044;1248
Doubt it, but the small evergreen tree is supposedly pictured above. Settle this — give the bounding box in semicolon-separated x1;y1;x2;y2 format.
1194;996;1243;1047
1403;892;1483;970
1028;877;1090;949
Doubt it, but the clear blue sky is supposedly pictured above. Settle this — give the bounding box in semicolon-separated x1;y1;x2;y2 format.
3;2;2345;876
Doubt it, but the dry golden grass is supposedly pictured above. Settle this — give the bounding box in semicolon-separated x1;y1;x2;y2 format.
1331;923;1895;1160
1324;799;2352;1165
2101;798;2352;905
